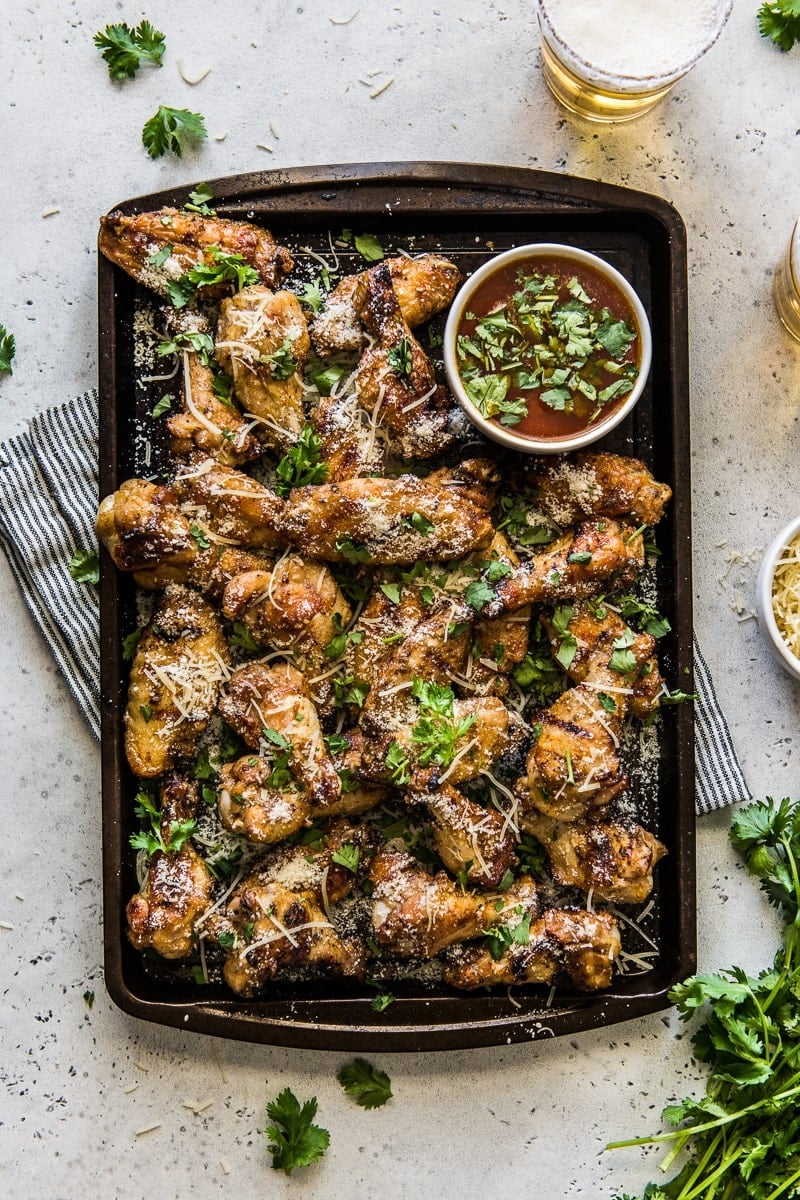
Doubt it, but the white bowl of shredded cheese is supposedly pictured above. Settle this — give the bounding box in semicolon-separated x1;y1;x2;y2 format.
757;516;800;682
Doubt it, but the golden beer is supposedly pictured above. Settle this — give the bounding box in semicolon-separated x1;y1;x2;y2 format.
537;0;733;124
774;222;800;343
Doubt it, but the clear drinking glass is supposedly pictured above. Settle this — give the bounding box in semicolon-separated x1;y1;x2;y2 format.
774;222;800;343
537;0;733;124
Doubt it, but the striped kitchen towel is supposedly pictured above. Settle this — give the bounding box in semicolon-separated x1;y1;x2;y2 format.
0;390;750;814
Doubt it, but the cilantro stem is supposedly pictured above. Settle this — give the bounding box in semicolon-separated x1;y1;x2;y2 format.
765;1163;800;1200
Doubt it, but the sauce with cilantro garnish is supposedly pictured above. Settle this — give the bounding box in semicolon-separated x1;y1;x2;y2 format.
455;256;641;441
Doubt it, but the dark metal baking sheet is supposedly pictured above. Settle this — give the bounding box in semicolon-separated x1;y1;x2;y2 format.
98;162;695;1051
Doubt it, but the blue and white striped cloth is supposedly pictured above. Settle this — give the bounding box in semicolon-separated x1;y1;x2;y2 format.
0;390;750;814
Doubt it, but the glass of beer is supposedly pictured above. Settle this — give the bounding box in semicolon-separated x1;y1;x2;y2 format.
774;222;800;343
537;0;733;123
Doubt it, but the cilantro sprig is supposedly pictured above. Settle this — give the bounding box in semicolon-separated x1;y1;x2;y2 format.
129;790;197;856
142;106;207;160
265;1088;329;1176
69;548;100;585
93;20;165;80
0;324;16;376
609;797;800;1199
275;426;329;498
758;0;800;50
337;1058;392;1109
410;678;476;770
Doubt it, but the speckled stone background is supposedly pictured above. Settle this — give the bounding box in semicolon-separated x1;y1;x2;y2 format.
1;1;797;1196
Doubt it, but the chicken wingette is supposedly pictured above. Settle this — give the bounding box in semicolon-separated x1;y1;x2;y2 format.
98;207;293;298
311;253;460;355
528;451;672;529
125;585;230;777
215;286;311;452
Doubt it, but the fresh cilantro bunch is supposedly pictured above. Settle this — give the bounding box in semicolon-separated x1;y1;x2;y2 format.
93;20;165;80
609;796;800;1199
758;0;800;50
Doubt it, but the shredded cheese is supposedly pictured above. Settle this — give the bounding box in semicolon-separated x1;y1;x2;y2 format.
772;535;800;658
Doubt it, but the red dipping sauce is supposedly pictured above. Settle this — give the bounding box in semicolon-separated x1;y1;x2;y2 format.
454;255;641;442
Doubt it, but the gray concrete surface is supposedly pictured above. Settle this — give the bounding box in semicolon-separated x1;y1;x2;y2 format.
1;1;797;1196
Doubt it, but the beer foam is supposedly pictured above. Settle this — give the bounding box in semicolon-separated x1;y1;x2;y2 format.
539;0;732;89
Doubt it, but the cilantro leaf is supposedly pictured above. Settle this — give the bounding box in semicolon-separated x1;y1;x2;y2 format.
331;843;360;873
758;1;800;49
0;324;16;375
275;425;329;498
69;548;99;585
122;628;142;661
142;106;207;159
385;741;411;786
387;337;413;377
595;315;637;359
184;184;216;216
464;579;496;611
337;1058;392;1109
93;20;165;80
229;622;258;652
260;336;298;381
354;233;384;261
265;1088;329;1176
150;394;172;418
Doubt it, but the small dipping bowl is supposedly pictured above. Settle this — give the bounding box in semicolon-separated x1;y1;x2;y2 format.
443;243;652;455
756;514;800;683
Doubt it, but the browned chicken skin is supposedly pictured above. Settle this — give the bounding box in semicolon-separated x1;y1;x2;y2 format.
171;458;286;551
407;782;518;889
443;906;622;992
126;776;214;959
276;459;498;564
309;389;385;482
125;585;230;777
369;850;500;958
221;555;351;695
204;819;376;996
529;452;673;529
217;754;310;844
215;286;311;451
218;661;341;809
98;207;293;297
311;254;461;356
523;812;667;904
486;519;645;617
355;262;458;459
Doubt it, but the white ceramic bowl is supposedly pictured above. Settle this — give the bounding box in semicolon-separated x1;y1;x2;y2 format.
443;242;652;455
756;514;800;683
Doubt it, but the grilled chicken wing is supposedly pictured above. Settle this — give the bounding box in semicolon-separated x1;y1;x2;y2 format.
165;320;261;466
443;906;621;992
369;850;498;958
520;683;627;821
277;458;498;564
204;818;376;994
522;812;666;904
529;452;672;529
464;532;531;696
125;585;230;777
126;775;214;959
407;782;518;889
215;286;310;451
172;459;285;551
354;262;459;459
218;661;340;809
544;601;664;720
309;389;385;482
99;208;293;297
221;555;351;693
486;519;644;616
217;754;310;844
215;881;366;996
97;478;199;574
311;254;461;356
96;476;275;591
315;729;388;818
